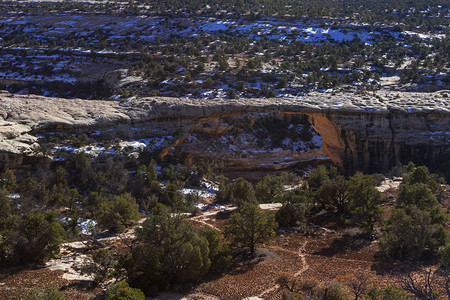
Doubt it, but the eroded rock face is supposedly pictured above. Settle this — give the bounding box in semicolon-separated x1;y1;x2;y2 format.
172;113;329;178
308;110;449;174
0;91;448;174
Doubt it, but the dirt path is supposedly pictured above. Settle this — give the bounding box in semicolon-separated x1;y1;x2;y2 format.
257;241;309;298
191;217;222;232
294;241;309;277
191;211;224;232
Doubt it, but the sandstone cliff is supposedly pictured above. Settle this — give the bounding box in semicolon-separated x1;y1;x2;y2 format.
0;90;448;174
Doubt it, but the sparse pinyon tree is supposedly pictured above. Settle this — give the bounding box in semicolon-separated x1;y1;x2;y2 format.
224;203;277;256
255;174;286;203
122;204;221;296
347;173;383;232
381;170;448;259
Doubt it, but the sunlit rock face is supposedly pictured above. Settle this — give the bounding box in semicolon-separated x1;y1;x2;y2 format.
0;91;448;175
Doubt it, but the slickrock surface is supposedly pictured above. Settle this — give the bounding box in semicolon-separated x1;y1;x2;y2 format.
0;90;449;173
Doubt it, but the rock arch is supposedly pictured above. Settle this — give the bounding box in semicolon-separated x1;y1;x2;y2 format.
0;92;449;175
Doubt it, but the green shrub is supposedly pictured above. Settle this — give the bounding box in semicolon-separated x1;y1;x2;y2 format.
0;191;18;265
347;173;383;232
380;207;447;259
122;204;213;296
25;285;67;300
106;281;145;300
317;176;349;214
307;166;330;191
222;177;257;207
276;202;308;228
14;211;65;264
201;229;231;273
438;243;450;267
324;282;350;300
366;285;409;300
97;193;140;233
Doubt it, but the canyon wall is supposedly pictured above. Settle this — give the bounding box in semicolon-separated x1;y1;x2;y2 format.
0;91;448;175
307;110;449;174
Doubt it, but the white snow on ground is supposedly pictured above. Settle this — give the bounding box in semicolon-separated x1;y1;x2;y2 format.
78;219;98;235
2;13;437;51
181;180;219;204
51;135;174;160
60;217;98;235
201;180;219;193
181;188;215;199
211;124;323;155
119;136;173;151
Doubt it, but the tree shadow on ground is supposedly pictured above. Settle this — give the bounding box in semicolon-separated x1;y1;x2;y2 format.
227;248;275;275
60;280;95;291
312;233;371;257
370;251;437;276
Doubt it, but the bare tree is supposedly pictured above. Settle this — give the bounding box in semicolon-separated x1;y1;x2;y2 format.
436;267;450;299
399;269;439;300
347;271;373;300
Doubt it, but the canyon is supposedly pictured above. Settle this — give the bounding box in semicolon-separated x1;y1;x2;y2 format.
0;90;449;176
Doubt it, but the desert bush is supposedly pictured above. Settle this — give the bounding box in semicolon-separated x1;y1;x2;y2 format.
439;243;450;267
0;169;16;192
404;166;445;200
398;183;440;212
14;210;65;264
276;202;309;228
97;193;140;233
25;285;67;300
366;285;409;300
0;190;18;265
218;177;257;207
380;207;447;259
317;175;349;214
323;282;350;300
307;166;331;191
161;181;184;208
227;89;237;99
407;166;429;185
201;229;232;273
84;249;117;285
382;169;448;260
106;281;145;300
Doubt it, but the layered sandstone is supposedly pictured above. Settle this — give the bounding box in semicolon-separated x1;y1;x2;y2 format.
0;90;448;174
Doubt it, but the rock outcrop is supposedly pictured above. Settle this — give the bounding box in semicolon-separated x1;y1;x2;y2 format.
0;90;448;174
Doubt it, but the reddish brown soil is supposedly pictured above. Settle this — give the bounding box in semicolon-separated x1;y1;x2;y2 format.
1;186;448;300
0;267;101;299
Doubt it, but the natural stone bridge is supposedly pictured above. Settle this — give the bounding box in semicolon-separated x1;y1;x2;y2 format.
0;91;449;175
